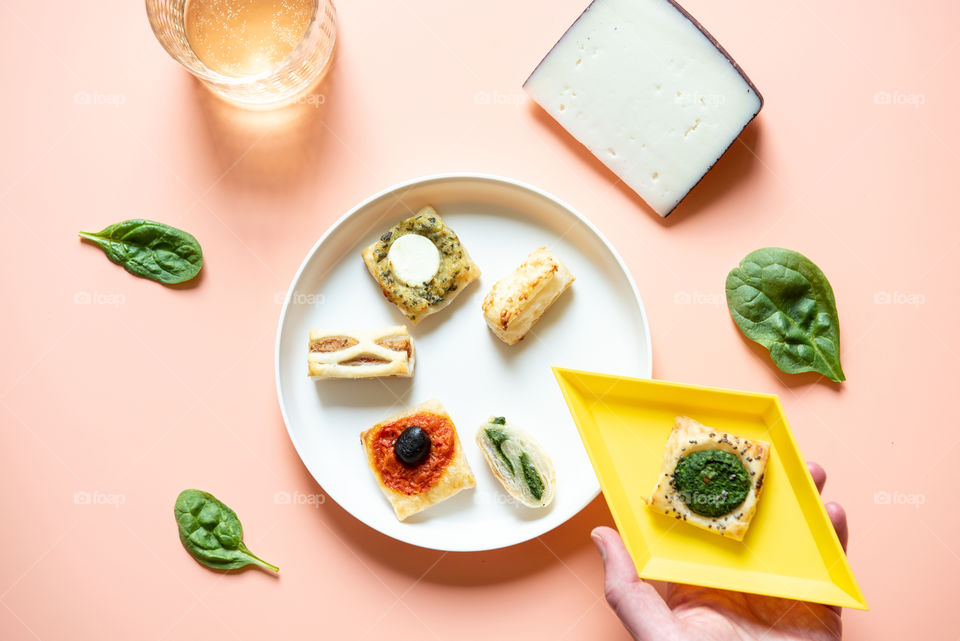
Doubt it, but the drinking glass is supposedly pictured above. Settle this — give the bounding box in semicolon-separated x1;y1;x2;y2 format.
146;0;336;108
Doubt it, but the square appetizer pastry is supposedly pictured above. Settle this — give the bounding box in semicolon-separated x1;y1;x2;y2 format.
360;399;475;521
646;416;769;540
308;326;415;379
361;206;480;325
482;247;574;345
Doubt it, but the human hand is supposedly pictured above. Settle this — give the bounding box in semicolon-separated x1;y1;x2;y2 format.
591;462;848;641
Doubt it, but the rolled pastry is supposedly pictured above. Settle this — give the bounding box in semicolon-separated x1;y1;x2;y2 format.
476;416;556;508
308;326;415;379
482;247;574;345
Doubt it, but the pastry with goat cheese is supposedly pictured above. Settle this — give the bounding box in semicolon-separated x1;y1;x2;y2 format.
361;207;480;324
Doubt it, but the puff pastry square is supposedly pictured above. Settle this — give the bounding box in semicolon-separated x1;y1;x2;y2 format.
360;399;475;521
308;326;415;379
646;416;769;540
482;247;574;345
361;207;480;325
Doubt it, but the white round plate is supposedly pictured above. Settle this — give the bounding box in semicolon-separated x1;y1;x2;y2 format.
275;173;651;551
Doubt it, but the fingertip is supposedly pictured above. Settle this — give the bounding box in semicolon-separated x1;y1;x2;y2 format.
825;501;849;552
807;461;827;494
590;527;609;560
591;525;617;542
590;526;639;583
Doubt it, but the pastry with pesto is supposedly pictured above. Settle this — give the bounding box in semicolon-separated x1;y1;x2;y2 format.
361;207;480;325
646;416;769;540
308;326;415;379
476;416;556;508
482;247;574;345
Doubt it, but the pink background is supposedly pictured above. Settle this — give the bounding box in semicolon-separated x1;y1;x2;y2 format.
1;0;955;638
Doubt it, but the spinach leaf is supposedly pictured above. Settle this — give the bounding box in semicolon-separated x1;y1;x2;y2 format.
725;248;845;382
174;489;278;573
79;219;203;285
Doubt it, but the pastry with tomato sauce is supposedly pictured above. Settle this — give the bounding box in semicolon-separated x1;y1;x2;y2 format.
360;399;475;521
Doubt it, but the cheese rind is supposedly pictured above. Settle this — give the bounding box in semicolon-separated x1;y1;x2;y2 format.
524;0;762;216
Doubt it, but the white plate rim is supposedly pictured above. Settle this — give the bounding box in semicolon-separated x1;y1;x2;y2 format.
274;172;652;550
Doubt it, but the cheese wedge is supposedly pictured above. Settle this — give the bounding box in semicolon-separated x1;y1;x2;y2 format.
524;0;763;216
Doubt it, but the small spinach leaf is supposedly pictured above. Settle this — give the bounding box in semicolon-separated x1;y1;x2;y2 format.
174;489;278;573
80;219;203;285
725;247;845;382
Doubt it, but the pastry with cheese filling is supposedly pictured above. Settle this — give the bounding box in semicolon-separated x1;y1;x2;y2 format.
482;247;574;345
646;416;769;540
361;399;475;521
476;416;556;508
308;326;415;379
361;207;480;325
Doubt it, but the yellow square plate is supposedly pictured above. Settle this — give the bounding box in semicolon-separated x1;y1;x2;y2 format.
554;367;867;610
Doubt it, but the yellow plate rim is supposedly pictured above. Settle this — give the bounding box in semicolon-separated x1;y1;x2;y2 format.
553;367;868;611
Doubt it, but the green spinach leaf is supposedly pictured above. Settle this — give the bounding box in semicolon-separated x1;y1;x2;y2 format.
174;489;278;572
725;248;845;382
79;219;203;285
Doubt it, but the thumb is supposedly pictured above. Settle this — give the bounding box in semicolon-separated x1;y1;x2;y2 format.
591;526;676;640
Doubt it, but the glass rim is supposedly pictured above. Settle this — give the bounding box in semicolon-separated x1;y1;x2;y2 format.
145;0;334;88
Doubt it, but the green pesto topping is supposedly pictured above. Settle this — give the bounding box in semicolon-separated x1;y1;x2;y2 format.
672;449;750;518
519;453;544;501
491;416;506;425
484;427;513;475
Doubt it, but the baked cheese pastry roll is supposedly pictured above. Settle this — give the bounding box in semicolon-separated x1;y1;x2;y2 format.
482;247;574;345
308;326;415;379
361;207;480;325
646;416;770;541
476;416;556;508
360;400;475;521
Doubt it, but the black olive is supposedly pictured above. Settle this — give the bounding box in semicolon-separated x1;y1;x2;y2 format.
394;426;430;466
